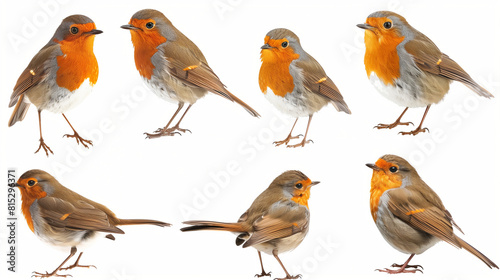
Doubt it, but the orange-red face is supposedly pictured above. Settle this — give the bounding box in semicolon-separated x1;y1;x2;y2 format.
290;178;320;209
260;35;300;64
60;22;101;42
360;17;405;47
16;177;47;201
125;18;166;48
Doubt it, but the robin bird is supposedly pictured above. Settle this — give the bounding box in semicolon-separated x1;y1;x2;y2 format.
15;169;171;278
366;155;498;273
357;11;493;135
121;9;260;139
181;170;319;279
259;28;351;148
8;15;102;156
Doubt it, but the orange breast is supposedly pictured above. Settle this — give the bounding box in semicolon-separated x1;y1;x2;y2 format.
363;30;404;86
369;170;401;221
259;61;296;97
130;30;166;79
56;35;98;91
19;187;47;233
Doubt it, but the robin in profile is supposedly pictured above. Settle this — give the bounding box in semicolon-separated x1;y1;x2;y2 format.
8;15;102;156
121;9;260;139
259;28;351;148
15;169;171;278
181;170;320;279
357;11;493;135
366;155;498;273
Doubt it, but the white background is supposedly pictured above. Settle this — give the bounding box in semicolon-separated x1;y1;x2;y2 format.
0;0;499;279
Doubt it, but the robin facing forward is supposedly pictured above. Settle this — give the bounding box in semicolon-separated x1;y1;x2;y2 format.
366;155;498;273
358;11;493;135
121;9;259;139
15;169;171;278
181;170;320;279
8;15;102;156
259;28;351;147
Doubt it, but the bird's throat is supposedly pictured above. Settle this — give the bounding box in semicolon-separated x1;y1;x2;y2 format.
130;31;167;79
363;32;404;86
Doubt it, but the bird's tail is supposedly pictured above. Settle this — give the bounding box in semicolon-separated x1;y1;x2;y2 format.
456;236;498;269
8;94;30;127
117;218;171;227
181;220;247;232
218;89;260;118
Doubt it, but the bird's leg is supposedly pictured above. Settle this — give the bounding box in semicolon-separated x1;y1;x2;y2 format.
254;251;271;278
274;118;302;146
167;104;192;133
62;113;93;148
35;110;54;156
32;246;77;278
374;107;413;129
272;249;302;280
399;105;431;136
146;103;183;138
287;115;314;148
60;252;96;271
376;254;423;274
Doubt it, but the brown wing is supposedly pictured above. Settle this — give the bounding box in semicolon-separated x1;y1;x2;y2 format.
9;44;59;107
405;39;493;98
295;58;351;114
37;197;124;234
243;201;309;248
386;187;460;247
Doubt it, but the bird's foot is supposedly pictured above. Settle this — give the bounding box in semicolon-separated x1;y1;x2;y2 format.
60;263;96;271
144;130;181;139
32;270;72;278
274;274;302;280
391;263;423;270
376;265;423;274
63;132;93;148
286;139;313;148
398;127;429;136
273;134;302;147
255;270;272;278
35;138;54;156
374;121;413;130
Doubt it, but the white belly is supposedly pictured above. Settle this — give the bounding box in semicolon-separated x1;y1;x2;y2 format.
29;78;94;113
252;230;308;255
369;72;428;108
264;87;328;118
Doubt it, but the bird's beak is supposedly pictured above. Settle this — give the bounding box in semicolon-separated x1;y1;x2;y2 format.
121;24;139;30
13;183;21;188
261;44;272;50
309;181;320;188
84;29;103;35
366;163;381;171
357;23;375;31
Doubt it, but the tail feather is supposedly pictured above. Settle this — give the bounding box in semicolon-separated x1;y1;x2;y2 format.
181;220;247;232
8;94;30;127
219;90;260;118
456;236;498;269
117;218;171;227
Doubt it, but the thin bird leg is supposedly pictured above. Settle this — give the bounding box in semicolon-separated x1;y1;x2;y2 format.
254;251;271;278
272;249;302;280
274;118;302;146
376;254;423;274
62;113;93;148
399;105;431;136
168;104;192;133
374;107;413;129
35;110;54;156
60;252;96;271
146;102;184;138
287;115;314;148
32;246;77;278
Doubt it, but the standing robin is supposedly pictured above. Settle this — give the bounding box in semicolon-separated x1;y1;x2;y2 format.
121;9;260;139
181;170;320;280
8;15;102;156
357;11;493;135
15;169;171;278
366;155;498;273
259;28;351;148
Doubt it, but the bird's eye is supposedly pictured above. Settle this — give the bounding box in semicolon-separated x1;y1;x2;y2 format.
389;166;398;173
383;21;392;29
295;183;303;189
28;180;36;187
281;41;288;48
70;27;79;34
146;22;155;29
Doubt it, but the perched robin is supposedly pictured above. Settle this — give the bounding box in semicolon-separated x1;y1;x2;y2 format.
121;9;260;138
181;170;319;279
8;15;102;156
258;28;351;148
366;155;498;273
15;169;171;278
357;11;493;135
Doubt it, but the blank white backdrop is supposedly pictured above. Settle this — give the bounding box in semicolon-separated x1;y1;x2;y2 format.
0;0;499;279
